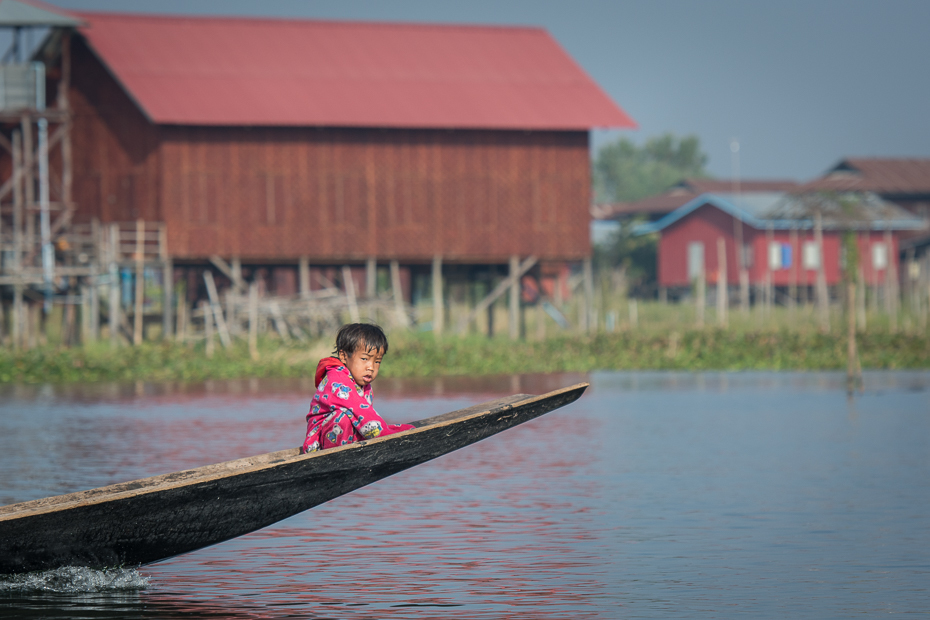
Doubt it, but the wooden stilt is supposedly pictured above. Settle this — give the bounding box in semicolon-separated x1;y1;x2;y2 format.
109;224;120;348
389;259;408;328
81;284;91;345
696;270;705;328
342;265;360;323
366;256;376;299
815;212;830;332
432;255;443;335
508;255;520;341
133;219;144;345
298;256;309;298
203;270;231;348
249;281;258;360
583;256;594;333
455;257;537;335
159;225;172;340
202;300;214;358
717;236;728;328
12;282;23;349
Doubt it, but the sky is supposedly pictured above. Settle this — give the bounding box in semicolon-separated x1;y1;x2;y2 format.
40;0;930;182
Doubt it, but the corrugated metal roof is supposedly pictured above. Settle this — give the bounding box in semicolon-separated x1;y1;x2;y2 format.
592;180;801;220
75;11;636;130
637;191;927;234
804;158;930;194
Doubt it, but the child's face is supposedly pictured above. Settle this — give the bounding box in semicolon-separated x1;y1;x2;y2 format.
338;346;384;388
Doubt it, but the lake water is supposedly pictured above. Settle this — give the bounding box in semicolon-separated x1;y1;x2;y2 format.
0;371;928;618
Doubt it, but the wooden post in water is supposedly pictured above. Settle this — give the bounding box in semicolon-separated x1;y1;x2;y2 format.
716;236;728;328
432;255;443;335
847;280;862;393
509;255;520;340
133;219;144;345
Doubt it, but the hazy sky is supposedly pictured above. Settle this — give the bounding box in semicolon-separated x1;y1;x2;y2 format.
46;0;930;181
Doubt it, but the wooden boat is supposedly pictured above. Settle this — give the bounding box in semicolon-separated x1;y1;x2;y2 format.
0;383;587;575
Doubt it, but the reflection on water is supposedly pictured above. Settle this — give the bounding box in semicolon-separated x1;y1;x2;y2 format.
1;371;928;618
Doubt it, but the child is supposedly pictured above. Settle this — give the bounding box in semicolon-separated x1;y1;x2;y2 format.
301;323;414;454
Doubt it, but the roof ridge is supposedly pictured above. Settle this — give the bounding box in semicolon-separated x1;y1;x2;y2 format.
76;10;547;34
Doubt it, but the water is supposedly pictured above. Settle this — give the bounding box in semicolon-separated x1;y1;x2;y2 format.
1;371;928;618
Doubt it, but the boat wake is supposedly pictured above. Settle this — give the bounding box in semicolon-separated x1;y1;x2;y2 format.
0;566;149;592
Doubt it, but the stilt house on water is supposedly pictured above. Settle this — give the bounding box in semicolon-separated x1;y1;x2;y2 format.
0;4;635;346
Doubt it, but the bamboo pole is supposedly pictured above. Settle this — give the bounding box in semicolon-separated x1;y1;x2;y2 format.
160;224;172;340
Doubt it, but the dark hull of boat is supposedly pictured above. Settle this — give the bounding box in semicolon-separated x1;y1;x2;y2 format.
0;383;586;574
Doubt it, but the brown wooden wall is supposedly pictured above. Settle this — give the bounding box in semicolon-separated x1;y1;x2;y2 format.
68;35;592;263
70;36;161;224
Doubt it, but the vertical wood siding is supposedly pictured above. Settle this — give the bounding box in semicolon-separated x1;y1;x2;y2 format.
67;36;591;263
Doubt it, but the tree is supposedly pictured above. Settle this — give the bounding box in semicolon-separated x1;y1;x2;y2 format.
593;133;709;203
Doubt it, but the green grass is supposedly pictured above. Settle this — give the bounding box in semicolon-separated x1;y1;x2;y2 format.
1;328;928;385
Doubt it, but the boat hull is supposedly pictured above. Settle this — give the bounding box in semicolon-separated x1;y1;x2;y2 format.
0;383;586;574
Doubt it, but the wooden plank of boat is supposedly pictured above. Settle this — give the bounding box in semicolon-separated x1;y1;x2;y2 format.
0;382;587;575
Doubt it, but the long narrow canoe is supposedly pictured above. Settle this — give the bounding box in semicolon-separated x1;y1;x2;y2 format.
0;383;587;574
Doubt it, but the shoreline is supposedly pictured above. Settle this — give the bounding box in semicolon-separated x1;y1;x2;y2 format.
1;330;928;385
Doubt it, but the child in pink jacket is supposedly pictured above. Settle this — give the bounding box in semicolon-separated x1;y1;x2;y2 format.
301;323;414;454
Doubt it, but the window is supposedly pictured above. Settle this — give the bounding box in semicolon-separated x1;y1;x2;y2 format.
768;242;792;270
872;243;888;270
687;242;704;280
802;241;820;270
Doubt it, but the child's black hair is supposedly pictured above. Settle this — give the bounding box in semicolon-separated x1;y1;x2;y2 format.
334;323;389;357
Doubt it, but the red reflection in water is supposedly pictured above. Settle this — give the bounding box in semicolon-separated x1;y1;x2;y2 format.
138;406;606;619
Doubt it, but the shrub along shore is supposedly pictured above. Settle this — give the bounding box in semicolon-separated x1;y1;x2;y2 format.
0;330;928;385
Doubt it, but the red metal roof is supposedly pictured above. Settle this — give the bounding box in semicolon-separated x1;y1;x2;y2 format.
76;11;636;130
803;158;930;194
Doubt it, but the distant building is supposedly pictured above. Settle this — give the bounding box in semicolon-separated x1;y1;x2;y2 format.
637;192;925;294
802;158;930;258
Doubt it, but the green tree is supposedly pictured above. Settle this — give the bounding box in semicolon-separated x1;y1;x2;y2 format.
593;133;709;203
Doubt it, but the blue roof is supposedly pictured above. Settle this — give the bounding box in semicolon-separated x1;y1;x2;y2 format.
635;191;927;235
